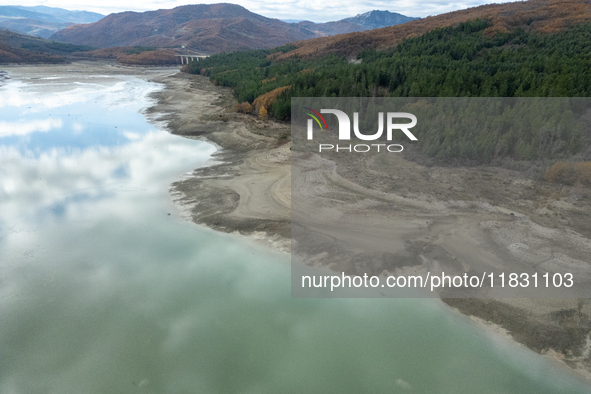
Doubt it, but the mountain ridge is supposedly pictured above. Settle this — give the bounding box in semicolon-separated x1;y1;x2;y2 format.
49;4;417;54
0;28;91;63
12;5;103;24
342;10;418;30
274;0;591;60
294;10;418;36
50;3;317;53
0;5;103;38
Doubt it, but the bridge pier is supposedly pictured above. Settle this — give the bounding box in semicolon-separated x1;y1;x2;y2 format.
177;55;206;65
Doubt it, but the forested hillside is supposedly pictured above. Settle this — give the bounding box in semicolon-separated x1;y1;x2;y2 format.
184;20;591;163
0;29;180;65
276;0;591;60
0;29;91;63
73;46;178;65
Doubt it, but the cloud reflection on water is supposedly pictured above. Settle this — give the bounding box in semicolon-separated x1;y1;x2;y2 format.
0;73;216;254
0;126;215;234
0;118;63;137
0;76;165;153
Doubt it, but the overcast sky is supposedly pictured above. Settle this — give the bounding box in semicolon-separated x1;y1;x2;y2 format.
2;1;518;22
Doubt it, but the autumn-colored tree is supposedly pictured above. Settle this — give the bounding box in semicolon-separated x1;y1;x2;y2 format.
546;162;575;185
74;47;178;65
574;162;591;186
0;48;22;62
252;86;291;112
180;9;591;163
117;50;177;65
546;161;591;186
259;106;268;121
272;0;591;61
235;101;253;114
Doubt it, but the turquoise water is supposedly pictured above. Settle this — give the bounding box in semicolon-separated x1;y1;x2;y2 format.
1;68;590;394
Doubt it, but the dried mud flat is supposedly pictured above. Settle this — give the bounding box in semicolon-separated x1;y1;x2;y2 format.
150;72;591;380
0;61;178;86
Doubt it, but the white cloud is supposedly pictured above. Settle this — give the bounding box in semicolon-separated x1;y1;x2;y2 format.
0;129;216;231
72;122;85;134
0;118;63;137
123;131;141;140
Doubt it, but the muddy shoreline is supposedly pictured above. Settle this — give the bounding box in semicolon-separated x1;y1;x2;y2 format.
149;71;591;381
147;72;292;251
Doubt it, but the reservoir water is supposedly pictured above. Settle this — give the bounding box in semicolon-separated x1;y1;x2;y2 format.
1;64;590;394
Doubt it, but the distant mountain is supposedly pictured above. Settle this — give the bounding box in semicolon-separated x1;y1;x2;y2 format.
0;28;91;63
341;10;418;30
50;4;417;54
0;6;103;38
0;6;57;22
13;6;104;24
50;4;317;54
0;28;180;66
276;0;591;60
297;20;366;36
292;10;418;37
0;16;72;38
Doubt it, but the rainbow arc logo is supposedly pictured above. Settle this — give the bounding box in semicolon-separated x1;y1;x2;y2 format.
303;107;328;131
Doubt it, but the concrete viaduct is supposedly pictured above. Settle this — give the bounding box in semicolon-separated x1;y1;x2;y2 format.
176;55;208;65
